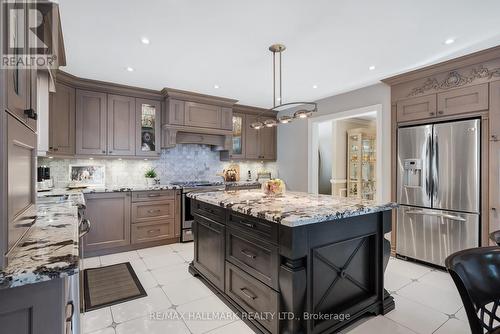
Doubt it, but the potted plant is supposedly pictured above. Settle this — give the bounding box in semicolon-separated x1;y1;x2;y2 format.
144;168;157;187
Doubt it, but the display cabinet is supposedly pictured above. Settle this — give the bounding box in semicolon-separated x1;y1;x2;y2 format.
347;128;376;200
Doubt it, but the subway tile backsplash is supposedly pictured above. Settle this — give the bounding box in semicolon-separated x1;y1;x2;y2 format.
38;144;278;188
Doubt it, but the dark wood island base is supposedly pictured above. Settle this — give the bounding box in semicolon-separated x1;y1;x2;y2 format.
188;198;395;334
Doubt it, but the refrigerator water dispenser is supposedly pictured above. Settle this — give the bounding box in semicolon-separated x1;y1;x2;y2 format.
403;159;422;187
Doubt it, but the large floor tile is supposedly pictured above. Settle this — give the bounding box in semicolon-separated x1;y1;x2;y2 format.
135;270;159;289
397;280;463;314
82;256;101;269
143;252;186;270
177;249;194;262
346;315;417;334
115;313;190;334
137;245;173;258
151;262;192;285
110;287;171;323
100;251;140;266
385;270;413;292
207;320;254;334
162;277;213;305
81;307;113;333
454;307;468;322
418;270;457;292
170;242;194;253
177;295;237;334
434;318;471;334
386;258;433;280
385;295;448;334
88;328;115;334
129;259;148;273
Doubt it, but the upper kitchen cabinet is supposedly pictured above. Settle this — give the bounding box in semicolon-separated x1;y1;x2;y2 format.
396;94;437;123
184;102;222;129
136;99;161;156
259;124;277;160
437;83;488;117
49;83;75;155
491;80;500;142
165;99;185;125
107;94;136;156
75;90;107;155
220;113;246;160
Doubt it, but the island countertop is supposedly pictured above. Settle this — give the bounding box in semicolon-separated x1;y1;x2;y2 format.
0;192;84;289
187;189;397;227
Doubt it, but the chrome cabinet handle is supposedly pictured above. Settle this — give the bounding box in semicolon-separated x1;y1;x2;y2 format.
240;249;257;259
147;229;161;234
79;219;91;238
148;194;161;197
406;210;466;222
66;301;75;322
147;209;162;214
240;287;257;300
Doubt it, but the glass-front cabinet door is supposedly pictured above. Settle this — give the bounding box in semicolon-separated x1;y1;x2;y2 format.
230;113;245;159
136;99;161;156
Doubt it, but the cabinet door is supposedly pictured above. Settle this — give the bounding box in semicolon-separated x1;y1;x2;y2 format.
193;214;225;291
490;80;500;142
107;94;136;156
229;113;245;159
75;90;107;155
49;83;75;155
7;113;37;253
5;1;31;129
167;99;185;125
259;126;277;160
396;94;437;123
83;192;131;252
437;83;488;117
490;141;500;245
221;107;233;130
184;102;221;129
136;99;161;156
244;115;260;159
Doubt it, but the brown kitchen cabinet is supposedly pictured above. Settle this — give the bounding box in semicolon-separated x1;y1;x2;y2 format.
244;114;277;160
220;113;246;160
75;90;107;155
49;83;75;155
491;80;500;142
396;94;437;123
184;102;222;129
83;192;131;253
107;94;136;156
165;99;185;125
136;99;161;156
437;83;488;117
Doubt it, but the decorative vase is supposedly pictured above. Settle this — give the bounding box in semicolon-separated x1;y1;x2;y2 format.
261;179;286;197
146;178;155;187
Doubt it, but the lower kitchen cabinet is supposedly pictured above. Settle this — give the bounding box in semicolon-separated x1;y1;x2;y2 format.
83;192;131;253
193;213;226;291
131;220;174;244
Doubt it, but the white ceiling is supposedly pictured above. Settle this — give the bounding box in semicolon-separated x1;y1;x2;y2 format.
58;0;500;108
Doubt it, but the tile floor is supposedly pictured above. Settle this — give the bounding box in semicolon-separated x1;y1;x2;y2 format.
81;243;470;334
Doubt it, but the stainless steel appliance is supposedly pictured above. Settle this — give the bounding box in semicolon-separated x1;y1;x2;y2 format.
173;181;225;242
396;119;480;266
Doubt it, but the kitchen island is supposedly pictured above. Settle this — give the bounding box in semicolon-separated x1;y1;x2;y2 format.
187;190;397;334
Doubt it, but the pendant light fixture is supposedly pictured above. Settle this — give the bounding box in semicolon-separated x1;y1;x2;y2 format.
250;44;318;129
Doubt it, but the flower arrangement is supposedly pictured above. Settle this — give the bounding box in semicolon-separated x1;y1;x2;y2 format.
261;179;286;196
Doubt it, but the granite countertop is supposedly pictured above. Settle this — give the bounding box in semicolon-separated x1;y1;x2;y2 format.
187;189;397;227
0;192;84;289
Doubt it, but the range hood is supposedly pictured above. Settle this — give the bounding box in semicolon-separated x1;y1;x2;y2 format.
162;125;232;151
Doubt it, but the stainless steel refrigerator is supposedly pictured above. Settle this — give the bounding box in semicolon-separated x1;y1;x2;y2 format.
396;119;480;266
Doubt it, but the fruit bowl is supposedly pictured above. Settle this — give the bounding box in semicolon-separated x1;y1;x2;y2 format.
261;179;286;197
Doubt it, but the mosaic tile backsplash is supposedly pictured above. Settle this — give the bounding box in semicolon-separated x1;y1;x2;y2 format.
38;144;278;188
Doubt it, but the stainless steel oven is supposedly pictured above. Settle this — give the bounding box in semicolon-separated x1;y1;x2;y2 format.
178;183;225;242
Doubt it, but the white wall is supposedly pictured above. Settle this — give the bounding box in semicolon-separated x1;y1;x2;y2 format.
277;83;392;201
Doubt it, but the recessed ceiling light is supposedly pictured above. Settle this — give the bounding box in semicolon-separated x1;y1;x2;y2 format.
126;66;134;72
369;65;376;71
89;157;94;160
444;38;455;45
140;37;150;45
214;84;220;89
312;85;318;89
144;158;148;161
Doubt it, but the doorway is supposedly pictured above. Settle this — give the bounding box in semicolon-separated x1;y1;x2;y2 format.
308;104;383;201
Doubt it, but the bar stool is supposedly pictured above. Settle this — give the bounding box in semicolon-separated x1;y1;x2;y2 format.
445;247;500;334
490;230;500;246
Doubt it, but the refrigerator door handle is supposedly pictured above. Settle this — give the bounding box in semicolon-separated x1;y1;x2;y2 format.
406;210;466;222
426;130;433;202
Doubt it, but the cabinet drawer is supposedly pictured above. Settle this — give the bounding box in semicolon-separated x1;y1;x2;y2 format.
132;200;175;222
437;83;488;116
226;227;279;289
131;220;173;244
397;94;437;122
192;200;226;224
228;212;278;243
225;262;279;333
132;190;176;202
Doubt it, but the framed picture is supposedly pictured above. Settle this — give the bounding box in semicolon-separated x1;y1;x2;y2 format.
69;165;105;187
